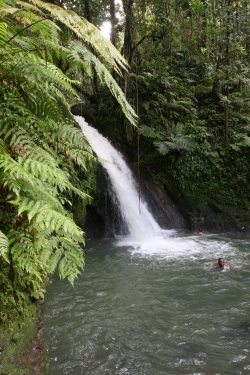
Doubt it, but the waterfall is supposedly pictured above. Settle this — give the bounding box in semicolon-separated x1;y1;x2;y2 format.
75;116;160;241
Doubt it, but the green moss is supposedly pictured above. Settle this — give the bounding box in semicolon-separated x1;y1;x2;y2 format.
0;301;48;375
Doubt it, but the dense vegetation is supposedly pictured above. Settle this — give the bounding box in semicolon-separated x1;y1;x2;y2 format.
0;0;136;327
79;0;250;210
1;0;250;370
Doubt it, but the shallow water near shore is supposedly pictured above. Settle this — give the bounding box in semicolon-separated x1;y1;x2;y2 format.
44;230;250;375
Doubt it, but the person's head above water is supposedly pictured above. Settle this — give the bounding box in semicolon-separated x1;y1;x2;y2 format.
213;258;232;269
218;257;225;268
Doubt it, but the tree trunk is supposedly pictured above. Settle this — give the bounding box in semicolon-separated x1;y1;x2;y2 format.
84;0;91;21
84;0;99;99
122;0;134;97
110;0;116;47
164;1;172;70
225;0;230;147
225;104;229;148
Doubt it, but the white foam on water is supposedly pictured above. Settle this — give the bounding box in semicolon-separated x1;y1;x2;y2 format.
116;229;238;261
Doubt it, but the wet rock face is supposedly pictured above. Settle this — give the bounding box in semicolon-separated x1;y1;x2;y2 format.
95;168;129;237
192;203;250;233
139;179;189;230
81;166;129;240
170;196;250;233
80;161;250;239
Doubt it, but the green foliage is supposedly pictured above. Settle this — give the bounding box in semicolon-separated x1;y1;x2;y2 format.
82;0;250;211
0;301;48;375
0;230;9;262
0;0;138;321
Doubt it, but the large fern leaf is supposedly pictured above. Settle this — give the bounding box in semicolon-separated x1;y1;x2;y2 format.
27;0;128;73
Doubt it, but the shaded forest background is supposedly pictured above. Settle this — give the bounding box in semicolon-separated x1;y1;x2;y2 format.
1;0;250;372
77;0;250;210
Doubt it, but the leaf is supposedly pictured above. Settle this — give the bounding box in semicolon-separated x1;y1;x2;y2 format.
0;230;9;263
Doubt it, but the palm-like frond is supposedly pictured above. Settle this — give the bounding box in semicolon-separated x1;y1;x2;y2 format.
0;0;137;314
27;0;128;73
0;0;137;126
70;41;137;125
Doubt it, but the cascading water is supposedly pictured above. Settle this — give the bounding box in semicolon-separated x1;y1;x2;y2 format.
75;116;218;255
75;116;160;241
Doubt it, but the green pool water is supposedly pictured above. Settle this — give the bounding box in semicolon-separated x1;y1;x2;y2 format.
44;231;250;375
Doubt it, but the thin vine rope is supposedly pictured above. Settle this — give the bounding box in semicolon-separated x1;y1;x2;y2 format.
135;47;141;215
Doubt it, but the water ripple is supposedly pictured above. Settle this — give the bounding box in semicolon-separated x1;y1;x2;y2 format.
45;234;250;375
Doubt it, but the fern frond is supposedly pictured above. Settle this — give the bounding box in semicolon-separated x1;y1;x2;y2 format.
92;57;137;126
0;21;8;47
46;84;73;112
16;0;44;15
0;154;34;185
34;227;53;249
28;279;46;298
10;35;38;52
7;129;34;152
0;230;9;263
27;0;128;73
0;138;8;154
23;152;71;188
20;179;65;212
154;135;195;155
22;89;61;121
70;41;137;126
47;247;63;274
22;148;91;200
14;58;79;95
154;141;170;156
34;205;83;240
8;230;42;279
139;125;160;139
56;122;93;152
37;235;58;263
1;177;21;196
58;239;84;284
0;4;21;17
10;197;83;241
153;124;196;155
60;146;94;170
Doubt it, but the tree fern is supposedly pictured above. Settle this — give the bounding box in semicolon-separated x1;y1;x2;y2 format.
69;41;137;125
0;0;138;319
1;0;137;125
27;0;128;72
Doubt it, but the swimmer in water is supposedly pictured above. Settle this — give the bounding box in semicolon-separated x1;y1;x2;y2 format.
213;257;231;269
197;228;205;235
